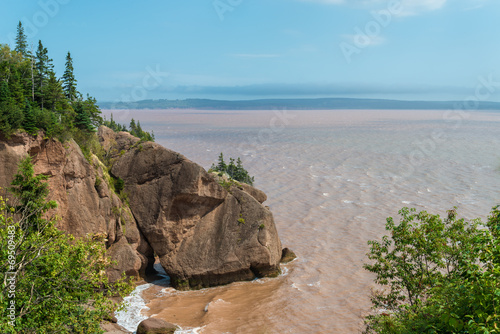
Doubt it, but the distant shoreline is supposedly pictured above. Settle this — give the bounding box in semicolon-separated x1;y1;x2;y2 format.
98;97;500;111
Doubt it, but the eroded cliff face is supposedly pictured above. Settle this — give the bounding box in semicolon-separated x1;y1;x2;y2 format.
0;127;284;289
0;131;153;282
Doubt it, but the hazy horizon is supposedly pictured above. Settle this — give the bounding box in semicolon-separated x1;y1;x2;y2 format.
2;1;500;103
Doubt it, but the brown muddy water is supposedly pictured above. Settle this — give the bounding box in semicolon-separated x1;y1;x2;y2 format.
106;109;500;334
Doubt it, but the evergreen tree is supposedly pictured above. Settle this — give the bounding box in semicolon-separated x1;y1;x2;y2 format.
74;101;94;132
14;21;28;55
82;94;103;127
227;157;236;178
129;118;137;136
0;81;24;134
62;51;77;101
45;71;65;111
22;100;37;135
136;120;143;136
34;40;53;109
210;154;254;185
0;81;10;102
217;152;227;172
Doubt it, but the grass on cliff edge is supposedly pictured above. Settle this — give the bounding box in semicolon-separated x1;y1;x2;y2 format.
0;157;133;334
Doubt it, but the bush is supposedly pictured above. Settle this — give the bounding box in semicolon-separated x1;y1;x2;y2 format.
363;206;500;333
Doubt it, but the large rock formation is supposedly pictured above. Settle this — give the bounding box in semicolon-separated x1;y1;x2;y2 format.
0;131;152;282
101;127;282;289
0;127;284;289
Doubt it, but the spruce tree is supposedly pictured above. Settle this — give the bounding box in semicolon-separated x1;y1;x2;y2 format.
74;101;94;132
0;81;10;102
45;72;65;111
22;100;38;135
62;51;77;101
129;118;137;136
14;21;28;55
34;40;53;109
217;152;227;172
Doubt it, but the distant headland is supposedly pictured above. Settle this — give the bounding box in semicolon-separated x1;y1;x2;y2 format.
98;97;500;111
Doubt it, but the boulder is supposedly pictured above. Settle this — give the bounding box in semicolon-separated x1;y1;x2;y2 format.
136;318;177;334
280;248;297;263
109;131;282;289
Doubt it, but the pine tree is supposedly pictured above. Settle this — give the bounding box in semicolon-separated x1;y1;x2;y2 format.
136;121;143;137
129;118;137;136
74;101;94;132
22;100;38;135
227;157;236;178
0;81;24;133
45;72;65;111
0;81;10;102
62;51;77;101
82;94;102;127
14;21;28;55
34;40;54;109
215;153;227;172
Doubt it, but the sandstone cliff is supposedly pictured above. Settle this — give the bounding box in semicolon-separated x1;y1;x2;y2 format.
0;127;285;289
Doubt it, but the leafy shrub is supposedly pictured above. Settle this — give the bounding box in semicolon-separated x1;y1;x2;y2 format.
363;206;500;333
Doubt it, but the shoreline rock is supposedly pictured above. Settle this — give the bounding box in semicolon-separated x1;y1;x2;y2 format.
136;318;178;334
0;127;290;291
105;129;283;289
280;248;297;263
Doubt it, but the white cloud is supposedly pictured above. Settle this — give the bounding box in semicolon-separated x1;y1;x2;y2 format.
342;34;386;47
301;0;448;16
230;54;281;58
396;0;447;16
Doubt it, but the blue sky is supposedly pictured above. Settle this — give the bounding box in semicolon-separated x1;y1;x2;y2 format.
1;0;500;103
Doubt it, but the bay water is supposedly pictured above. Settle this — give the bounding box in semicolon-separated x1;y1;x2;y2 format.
105;109;500;334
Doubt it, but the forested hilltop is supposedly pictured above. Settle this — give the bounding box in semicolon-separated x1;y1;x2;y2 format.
99;97;500;110
0;22;153;144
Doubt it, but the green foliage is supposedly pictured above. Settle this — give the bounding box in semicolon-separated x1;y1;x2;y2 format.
113;176;124;194
103;113;127;132
34;40;54;110
210;153;255;185
9;156;57;232
217;178;236;192
0;80;10;102
14;22;28;56
33;106;63;138
44;71;67;112
74;100;95;132
0;157;133;333
103;114;155;142
72;129;106;164
0;82;23;135
62;51;78;101
21;100;37;135
2;22;155;153
129;118;154;142
363;206;500;333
